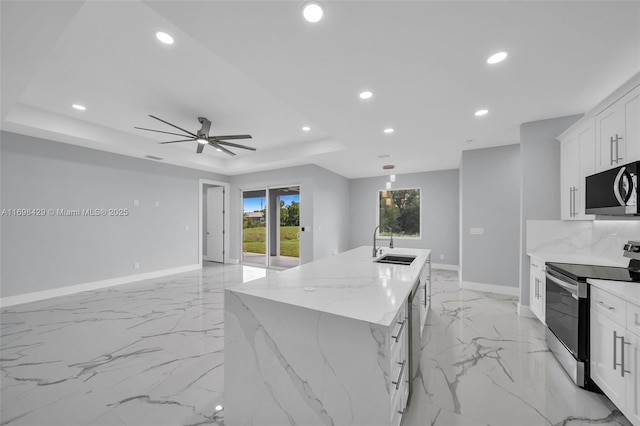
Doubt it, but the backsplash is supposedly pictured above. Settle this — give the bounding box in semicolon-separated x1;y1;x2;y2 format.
527;220;640;265
591;220;640;264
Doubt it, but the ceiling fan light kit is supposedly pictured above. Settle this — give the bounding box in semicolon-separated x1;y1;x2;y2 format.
134;115;255;156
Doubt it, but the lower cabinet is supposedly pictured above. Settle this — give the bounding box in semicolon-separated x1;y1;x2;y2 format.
529;257;546;323
419;256;431;336
590;286;640;426
389;300;409;426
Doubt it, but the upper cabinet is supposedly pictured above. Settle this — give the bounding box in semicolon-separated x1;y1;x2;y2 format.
557;73;640;221
595;84;640;172
559;118;596;220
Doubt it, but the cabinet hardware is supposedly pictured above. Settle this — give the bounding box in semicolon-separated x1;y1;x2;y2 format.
572;187;577;217
569;187;574;217
614;134;624;163
613;330;619;371
597;300;615;310
392;361;405;390
621;336;631;378
610;136;616;166
423;284;427;307
392;320;405;342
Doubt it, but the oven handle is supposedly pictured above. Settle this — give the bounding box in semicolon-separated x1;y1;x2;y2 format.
546;272;579;299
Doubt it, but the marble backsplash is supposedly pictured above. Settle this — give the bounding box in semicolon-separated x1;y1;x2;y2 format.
526;220;640;266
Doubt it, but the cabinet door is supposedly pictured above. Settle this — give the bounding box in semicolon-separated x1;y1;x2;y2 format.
596;104;625;170
561;136;580;220
591;309;627;410
624;87;640;164
577;124;596;219
626;331;640;426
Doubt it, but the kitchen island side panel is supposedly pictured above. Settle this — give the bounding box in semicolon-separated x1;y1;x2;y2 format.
224;289;392;425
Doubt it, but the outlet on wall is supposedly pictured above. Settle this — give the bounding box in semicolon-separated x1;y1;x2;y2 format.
134;199;139;207
440;254;444;260
133;262;140;270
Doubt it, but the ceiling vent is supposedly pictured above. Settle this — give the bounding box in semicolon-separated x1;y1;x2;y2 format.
145;155;163;161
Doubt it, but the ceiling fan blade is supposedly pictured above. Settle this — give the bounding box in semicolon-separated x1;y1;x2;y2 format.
208;141;236;156
159;139;195;144
149;115;198;138
212;140;257;151
134;127;193;138
209;134;252;140
196;142;205;154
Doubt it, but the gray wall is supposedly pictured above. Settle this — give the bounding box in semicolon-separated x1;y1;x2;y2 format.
519;115;582;305
460;145;521;288
0;131;227;298
348;169;459;266
228;164;350;264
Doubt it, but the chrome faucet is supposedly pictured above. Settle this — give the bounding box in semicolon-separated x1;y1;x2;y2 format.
373;225;394;257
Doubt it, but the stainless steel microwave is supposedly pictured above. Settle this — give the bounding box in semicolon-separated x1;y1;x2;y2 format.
585;161;638;216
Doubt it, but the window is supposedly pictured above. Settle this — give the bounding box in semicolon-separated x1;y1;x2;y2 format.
378;188;421;238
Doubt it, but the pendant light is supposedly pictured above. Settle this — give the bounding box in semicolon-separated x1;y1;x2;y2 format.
383;164;395;189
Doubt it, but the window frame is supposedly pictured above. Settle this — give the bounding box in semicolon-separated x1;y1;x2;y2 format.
376;186;422;240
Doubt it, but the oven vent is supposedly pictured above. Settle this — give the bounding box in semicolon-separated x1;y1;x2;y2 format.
145;155;163;161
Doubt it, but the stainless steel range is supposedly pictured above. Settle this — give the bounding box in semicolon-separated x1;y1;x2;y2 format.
545;241;640;389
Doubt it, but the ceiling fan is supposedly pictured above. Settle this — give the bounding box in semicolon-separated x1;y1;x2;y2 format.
135;115;255;156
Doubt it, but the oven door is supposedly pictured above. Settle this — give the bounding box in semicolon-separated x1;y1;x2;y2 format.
545;269;589;359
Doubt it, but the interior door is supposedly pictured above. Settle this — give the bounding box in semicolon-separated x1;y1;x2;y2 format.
206;186;224;263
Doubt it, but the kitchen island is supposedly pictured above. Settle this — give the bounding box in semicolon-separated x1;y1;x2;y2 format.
224;246;431;426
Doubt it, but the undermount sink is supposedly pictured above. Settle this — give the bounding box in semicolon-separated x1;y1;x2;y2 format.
373;254;416;266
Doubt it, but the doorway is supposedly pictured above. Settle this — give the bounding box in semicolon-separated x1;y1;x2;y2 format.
241;186;300;269
199;179;230;266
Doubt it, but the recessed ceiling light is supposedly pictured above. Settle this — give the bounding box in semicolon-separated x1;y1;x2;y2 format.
216;148;222;152
383;128;394;134
474;109;489;116
359;90;373;100
302;126;311;132
72;104;86;111
155;31;174;45
215;405;223;411
487;51;508;64
302;2;324;23
197;138;208;144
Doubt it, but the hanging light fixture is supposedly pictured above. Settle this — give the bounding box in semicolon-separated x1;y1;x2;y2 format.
383;164;395;189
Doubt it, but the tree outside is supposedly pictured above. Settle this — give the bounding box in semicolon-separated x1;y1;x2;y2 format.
379;189;420;237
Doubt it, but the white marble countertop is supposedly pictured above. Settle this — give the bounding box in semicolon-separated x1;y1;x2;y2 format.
226;246;431;327
527;252;627;267
588;278;640;307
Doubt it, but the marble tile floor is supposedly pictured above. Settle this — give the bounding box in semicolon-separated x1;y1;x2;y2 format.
0;264;632;426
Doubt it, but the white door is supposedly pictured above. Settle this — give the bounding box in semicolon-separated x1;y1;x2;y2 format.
626;330;640;426
206;186;224;263
590;310;627;410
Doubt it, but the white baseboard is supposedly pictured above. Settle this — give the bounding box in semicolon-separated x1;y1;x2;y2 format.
460;280;520;296
432;263;459;271
0;264;201;308
517;303;535;318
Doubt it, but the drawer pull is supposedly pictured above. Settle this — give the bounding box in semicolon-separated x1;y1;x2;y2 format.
392;320;406;342
392;361;405;390
597;300;615;310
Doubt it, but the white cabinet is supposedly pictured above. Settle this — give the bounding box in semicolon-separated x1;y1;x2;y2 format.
529;257;545;323
559;118;596;220
389;300;409;426
590;286;640;426
419;255;431;336
595;84;640;171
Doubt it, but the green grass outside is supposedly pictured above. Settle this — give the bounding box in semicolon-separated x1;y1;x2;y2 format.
243;226;300;257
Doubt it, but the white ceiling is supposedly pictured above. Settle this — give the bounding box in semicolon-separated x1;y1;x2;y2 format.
1;1;639;179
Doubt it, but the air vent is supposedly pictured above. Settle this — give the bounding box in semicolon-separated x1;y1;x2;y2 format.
377;154;391;159
145;155;163;161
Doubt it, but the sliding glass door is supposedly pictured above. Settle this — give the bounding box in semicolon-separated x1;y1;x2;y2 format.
242;186;300;268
